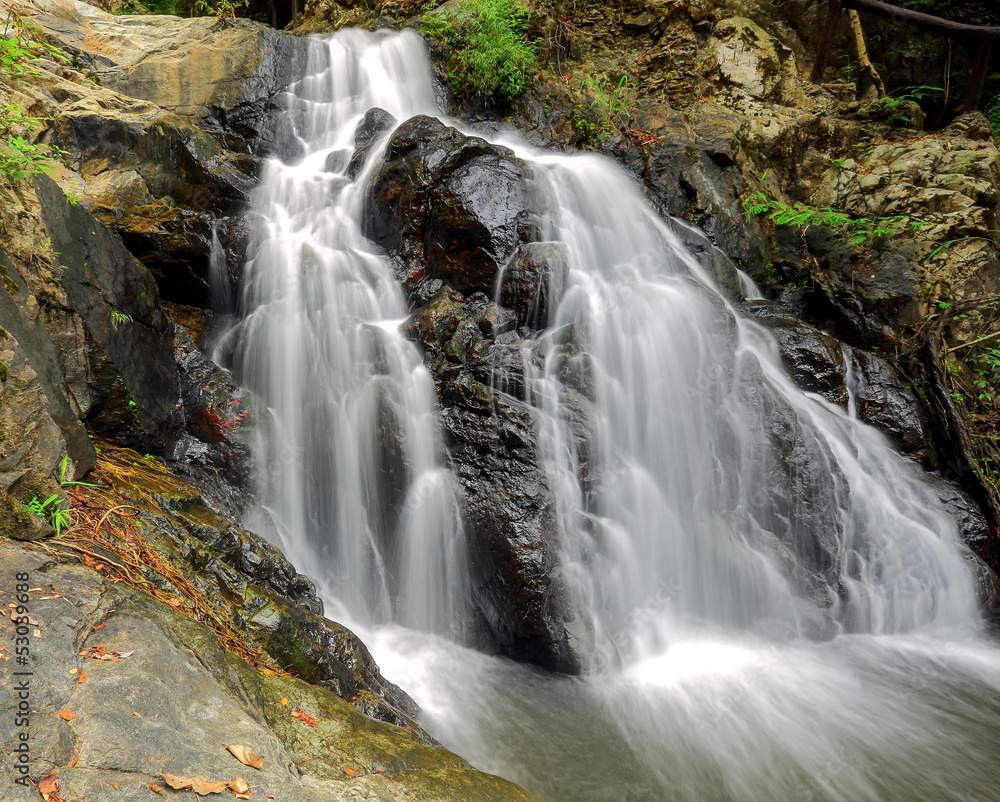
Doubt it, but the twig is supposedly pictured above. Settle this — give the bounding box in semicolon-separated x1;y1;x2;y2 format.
946;330;1000;353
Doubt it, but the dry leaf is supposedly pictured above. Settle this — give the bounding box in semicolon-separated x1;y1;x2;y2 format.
111;782;120;789
147;784;165;795
78;672;87;684
291;709;316;727
38;770;59;801
69;668;77;675
227;777;250;794
280;696;288;706
226;745;264;770
344;768;356;777
84;645;133;661
159;774;228;795
133;712;141;717
58;710;76;721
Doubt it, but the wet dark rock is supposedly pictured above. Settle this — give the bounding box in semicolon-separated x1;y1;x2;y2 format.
738;361;845;592
0;247;96;486
442;399;579;674
171;327;260;506
849;349;928;457
742;300;848;406
36;174;183;449
921;473;1000;614
404;286;466;348
366;115;534;296
403;278;578;672
500;242;566;330
35;178;260;509
347;107;398;179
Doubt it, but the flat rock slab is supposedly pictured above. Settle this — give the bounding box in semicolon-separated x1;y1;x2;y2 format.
0;540;541;801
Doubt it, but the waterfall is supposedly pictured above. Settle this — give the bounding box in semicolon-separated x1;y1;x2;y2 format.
228;31;468;634
229;27;1000;802
516;154;978;664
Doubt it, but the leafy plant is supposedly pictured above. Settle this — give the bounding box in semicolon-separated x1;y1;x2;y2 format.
25;493;73;535
421;0;537;102
109;309;133;329
985;84;1000;143
58;454;101;488
0;12;70;183
742;172;929;248
866;85;941;128
194;0;247;21
582;74;638;134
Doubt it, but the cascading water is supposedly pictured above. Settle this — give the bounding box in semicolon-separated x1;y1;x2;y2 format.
516;155;979;661
229;27;1000;802
227;31;468;634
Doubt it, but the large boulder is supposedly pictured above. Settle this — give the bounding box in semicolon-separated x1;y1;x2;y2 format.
29;0;301;154
366;115;534;296
403;288;579;673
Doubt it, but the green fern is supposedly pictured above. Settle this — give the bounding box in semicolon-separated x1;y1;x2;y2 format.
742;184;926;247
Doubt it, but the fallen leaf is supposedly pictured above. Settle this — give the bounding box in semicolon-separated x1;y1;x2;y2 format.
291;709;316;727
94;563;104;571
344;768;356;777
133;711;141;717
227;777;250;794
58;710;76;721
226;745;264;770
92;623;105;631
374;765;386;775
158;774;228;795
83;645;133;661
69;668;77;674
147;784;165;795
38;770;59;801
167;598;183;608
111;782;120;789
78;672;87;684
280;696;288;706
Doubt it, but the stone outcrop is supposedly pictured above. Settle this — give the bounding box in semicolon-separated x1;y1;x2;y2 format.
365;116;579;672
0;538;541;801
19;0;304;308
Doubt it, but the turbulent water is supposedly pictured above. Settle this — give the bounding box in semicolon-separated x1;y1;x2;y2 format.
230;28;1000;802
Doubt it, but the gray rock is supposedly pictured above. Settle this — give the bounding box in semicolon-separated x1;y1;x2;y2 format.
0;540;541;801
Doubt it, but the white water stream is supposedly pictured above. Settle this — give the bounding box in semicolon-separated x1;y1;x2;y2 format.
228;29;1000;801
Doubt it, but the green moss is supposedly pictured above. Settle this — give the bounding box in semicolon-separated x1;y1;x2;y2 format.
0;493;33;539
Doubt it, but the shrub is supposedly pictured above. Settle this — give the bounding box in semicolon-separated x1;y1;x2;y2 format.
422;0;537;102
